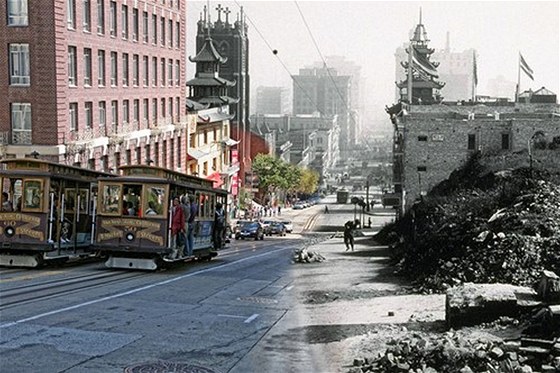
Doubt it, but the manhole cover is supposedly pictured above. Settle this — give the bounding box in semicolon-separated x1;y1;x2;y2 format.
124;361;219;373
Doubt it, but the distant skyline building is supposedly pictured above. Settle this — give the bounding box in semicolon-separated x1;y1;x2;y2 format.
292;67;352;152
309;56;362;141
255;86;290;115
395;26;476;103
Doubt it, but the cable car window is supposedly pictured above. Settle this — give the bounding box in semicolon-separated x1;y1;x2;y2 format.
65;189;77;212
144;184;166;216
22;179;43;211
123;184;142;216
78;189;89;213
100;183;122;215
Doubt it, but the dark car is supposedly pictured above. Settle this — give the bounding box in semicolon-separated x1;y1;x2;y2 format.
235;222;264;241
268;221;286;236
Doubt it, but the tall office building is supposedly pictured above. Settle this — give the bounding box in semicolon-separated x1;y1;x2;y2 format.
255;86;289;115
292;67;351;152
1;0;187;171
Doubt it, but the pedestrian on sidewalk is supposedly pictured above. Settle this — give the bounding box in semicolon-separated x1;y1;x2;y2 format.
325;205;329;214
343;220;355;251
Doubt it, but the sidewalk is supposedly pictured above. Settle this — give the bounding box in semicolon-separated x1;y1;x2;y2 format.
232;202;446;372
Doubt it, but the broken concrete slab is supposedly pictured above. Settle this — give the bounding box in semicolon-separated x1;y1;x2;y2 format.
446;283;538;328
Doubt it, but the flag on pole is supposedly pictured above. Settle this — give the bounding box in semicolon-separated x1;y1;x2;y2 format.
473;50;478;86
410;46;439;78
519;53;534;80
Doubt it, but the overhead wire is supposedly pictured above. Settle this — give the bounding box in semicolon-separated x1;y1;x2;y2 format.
232;0;326;117
293;1;354;117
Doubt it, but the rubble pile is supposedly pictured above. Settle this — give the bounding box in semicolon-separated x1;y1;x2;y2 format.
377;157;560;292
292;248;326;263
349;331;560;373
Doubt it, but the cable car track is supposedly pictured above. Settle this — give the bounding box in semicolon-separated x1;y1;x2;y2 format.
0;271;146;310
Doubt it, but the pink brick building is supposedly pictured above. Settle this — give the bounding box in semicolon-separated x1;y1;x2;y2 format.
1;0;187;171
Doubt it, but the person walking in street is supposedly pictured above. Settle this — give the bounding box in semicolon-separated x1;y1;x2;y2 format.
324;205;329;214
169;197;185;259
186;194;198;257
213;202;225;250
343;220;355;251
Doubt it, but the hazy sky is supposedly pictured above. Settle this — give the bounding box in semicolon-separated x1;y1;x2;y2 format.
186;1;559;122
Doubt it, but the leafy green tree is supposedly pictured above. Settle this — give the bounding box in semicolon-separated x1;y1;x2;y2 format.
297;168;320;194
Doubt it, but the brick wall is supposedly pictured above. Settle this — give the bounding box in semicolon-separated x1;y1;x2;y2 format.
398;104;560;208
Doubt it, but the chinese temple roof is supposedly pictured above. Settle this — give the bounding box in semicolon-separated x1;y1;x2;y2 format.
189;36;227;64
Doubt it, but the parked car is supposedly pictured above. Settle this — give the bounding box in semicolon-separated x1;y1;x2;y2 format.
293;203;304;210
268;221;286;236
235;222;264;241
281;220;293;233
261;220;274;235
233;220;252;235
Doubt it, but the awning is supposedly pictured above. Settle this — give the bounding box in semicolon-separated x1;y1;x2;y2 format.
206;172;223;188
222;137;240;147
220;164;240;177
187;149;208;161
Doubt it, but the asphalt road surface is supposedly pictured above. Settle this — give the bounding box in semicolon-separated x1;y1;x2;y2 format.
0;196;398;373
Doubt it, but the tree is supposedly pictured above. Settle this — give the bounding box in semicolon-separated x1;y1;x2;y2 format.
297;168;319;195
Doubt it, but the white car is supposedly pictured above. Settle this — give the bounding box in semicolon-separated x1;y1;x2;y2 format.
281;220;293;233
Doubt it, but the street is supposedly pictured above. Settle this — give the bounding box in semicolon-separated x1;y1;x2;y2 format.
0;195;402;373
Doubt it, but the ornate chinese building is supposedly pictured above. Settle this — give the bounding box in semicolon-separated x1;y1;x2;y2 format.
396;10;445;105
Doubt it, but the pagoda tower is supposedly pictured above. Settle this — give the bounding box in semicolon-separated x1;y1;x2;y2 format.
186;23;238;108
396;9;445;104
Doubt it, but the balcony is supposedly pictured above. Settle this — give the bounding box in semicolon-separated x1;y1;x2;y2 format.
11;130;32;145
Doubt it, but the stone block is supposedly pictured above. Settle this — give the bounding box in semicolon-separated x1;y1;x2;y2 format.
537;270;560;304
446;283;536;328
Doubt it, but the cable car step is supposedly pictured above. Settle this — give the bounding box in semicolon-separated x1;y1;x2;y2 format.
105;256;158;270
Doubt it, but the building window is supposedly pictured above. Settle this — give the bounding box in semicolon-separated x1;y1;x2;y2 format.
142;11;148;42
9;43;30;85
97;50;106;86
7;0;29;26
132;54;139;86
160;58;165;86
83;0;91;31
68;46;77;86
175;21;180;48
122;53;129;86
110;51;117;86
161;99;166;120
169;97;173;120
143;56;149;86
160;16;165;45
69;103;78;131
467;134;476;150
132;8;138;41
133;99;139;125
176;97;180;119
84;48;92;86
152;98;157;122
145;144;151;162
501;133;510;150
122;99;129;124
152;57;157;86
169;138;174;167
167;59;173;86
177;136;181;168
85;101;93;128
109;1;116;36
67;0;76;29
126;149;131;164
417;166;427;172
114;152;120;169
175;60;180;86
143;98;149;125
121;4;128;39
203;130;208;144
418;135;428;141
168;19;173;47
111;100;118;130
96;0;104;34
154;142;159;165
203;161;208;176
101;155;108;172
136;147;141;164
11;103;32;144
99;101;106;126
162;141;167;168
151;14;157;44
